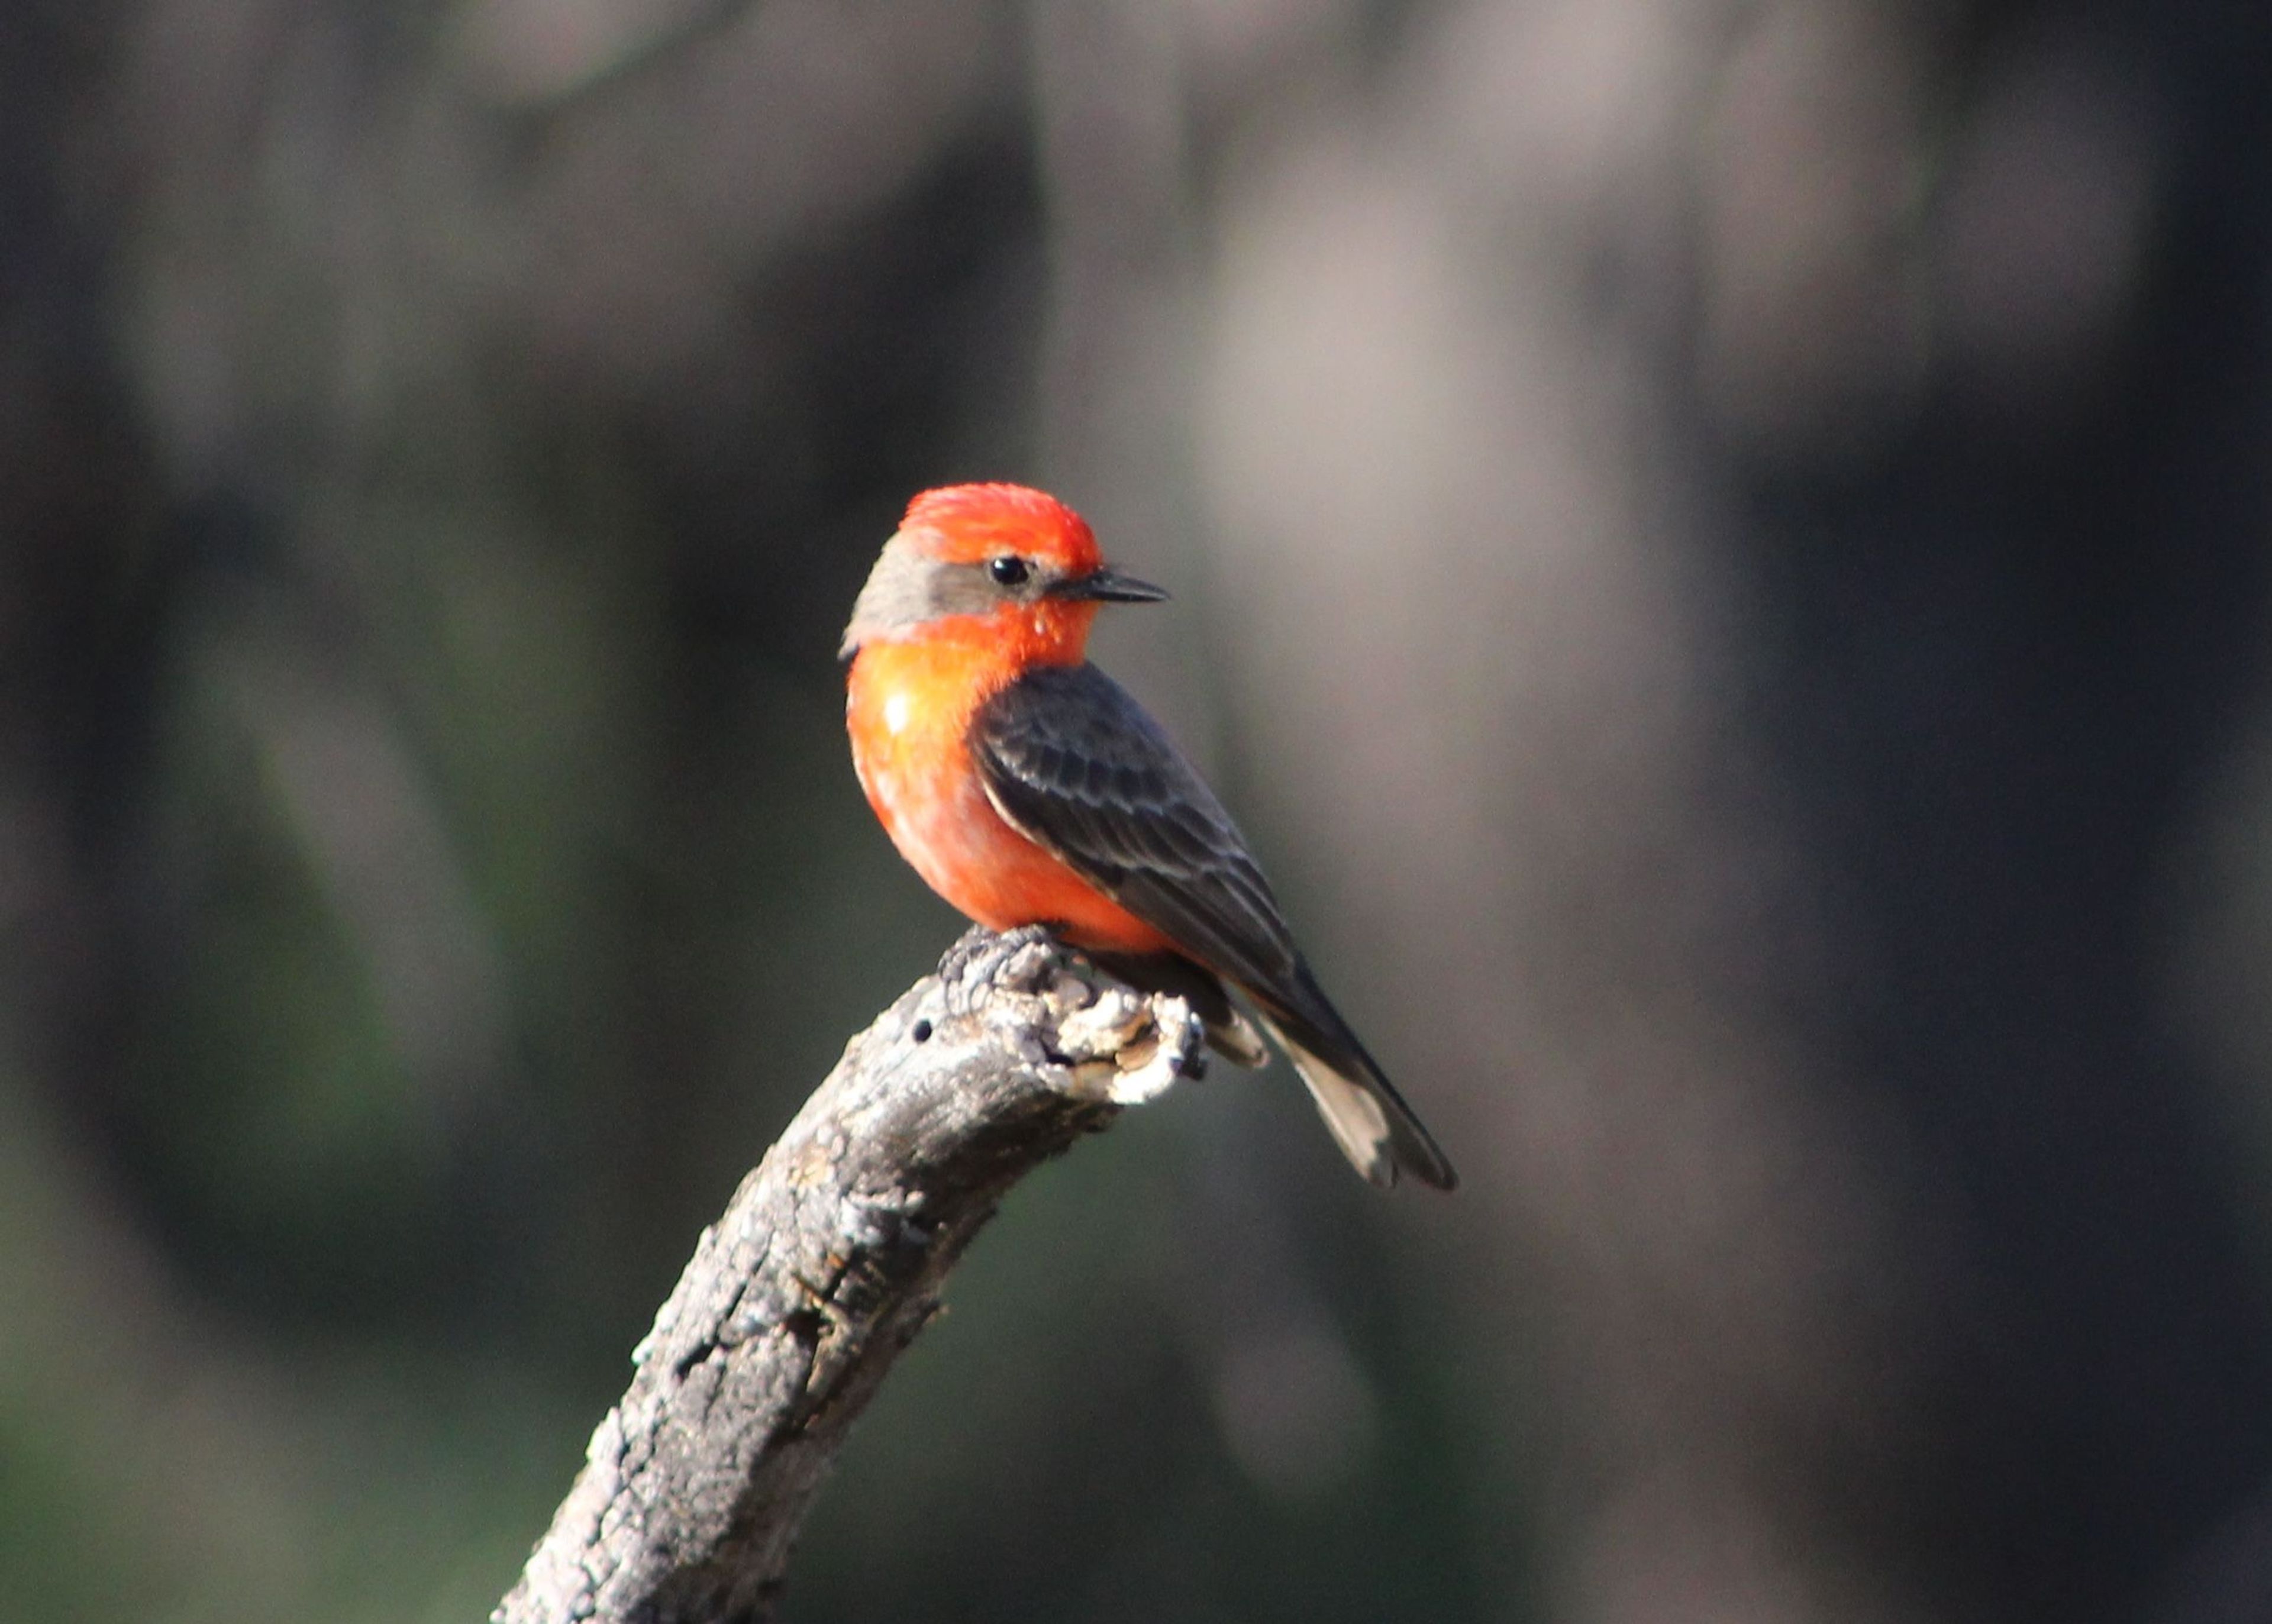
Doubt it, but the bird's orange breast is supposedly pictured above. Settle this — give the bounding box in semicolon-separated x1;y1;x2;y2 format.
847;634;1172;954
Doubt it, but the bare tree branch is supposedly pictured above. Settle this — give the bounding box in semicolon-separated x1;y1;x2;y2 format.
492;926;1202;1624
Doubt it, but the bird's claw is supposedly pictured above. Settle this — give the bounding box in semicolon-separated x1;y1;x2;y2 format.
932;924;996;986
937;922;1063;995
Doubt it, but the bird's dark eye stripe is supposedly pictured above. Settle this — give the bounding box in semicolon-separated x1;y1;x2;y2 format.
989;556;1031;587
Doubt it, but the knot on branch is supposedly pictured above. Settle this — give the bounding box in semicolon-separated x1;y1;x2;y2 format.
921;923;1205;1103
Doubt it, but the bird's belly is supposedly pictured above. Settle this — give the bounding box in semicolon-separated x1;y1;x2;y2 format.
862;742;1169;954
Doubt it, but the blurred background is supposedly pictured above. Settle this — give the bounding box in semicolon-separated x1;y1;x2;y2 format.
6;0;2272;1619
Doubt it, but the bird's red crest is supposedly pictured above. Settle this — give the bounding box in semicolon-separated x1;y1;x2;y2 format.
901;483;1101;574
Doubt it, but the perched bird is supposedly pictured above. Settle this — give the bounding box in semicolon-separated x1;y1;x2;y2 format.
841;482;1455;1190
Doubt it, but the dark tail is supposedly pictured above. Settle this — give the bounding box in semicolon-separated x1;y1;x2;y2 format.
1251;967;1457;1191
1092;946;1457;1190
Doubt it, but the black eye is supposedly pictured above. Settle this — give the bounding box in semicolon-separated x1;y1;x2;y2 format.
988;556;1031;587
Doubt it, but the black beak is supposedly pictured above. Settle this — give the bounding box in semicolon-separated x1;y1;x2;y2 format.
1051;566;1170;604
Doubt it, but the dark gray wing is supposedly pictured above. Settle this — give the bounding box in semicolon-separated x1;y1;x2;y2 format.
970;662;1300;999
972;662;1458;1190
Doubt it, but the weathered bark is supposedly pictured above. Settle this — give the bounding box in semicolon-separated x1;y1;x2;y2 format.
493;926;1201;1624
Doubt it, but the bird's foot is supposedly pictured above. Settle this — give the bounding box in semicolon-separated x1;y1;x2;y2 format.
936;922;1063;995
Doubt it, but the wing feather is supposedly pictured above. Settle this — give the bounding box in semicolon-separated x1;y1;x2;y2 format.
973;663;1300;997
973;663;1457;1190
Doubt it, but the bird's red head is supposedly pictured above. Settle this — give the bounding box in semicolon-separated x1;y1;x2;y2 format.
900;483;1102;574
841;482;1167;661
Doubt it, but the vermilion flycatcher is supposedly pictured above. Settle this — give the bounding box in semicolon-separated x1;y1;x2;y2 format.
841;483;1454;1190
